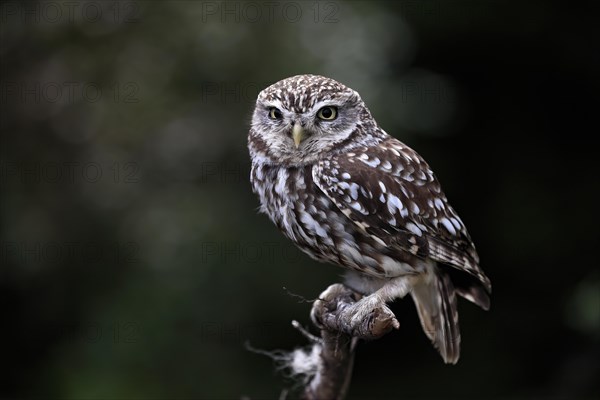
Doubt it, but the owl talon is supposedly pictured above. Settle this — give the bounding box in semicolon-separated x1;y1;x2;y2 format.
310;283;359;329
346;294;399;338
311;285;398;340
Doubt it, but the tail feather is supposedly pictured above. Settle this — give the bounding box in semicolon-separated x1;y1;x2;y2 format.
442;265;491;311
456;285;490;311
411;270;460;364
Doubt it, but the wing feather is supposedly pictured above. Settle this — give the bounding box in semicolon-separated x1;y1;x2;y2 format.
312;137;491;293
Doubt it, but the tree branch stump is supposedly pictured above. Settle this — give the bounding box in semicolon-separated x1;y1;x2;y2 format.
294;283;399;399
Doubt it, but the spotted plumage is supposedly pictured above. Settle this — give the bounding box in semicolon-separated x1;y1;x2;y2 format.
248;74;491;364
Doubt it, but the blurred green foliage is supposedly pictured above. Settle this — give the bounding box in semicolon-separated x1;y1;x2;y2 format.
1;1;599;399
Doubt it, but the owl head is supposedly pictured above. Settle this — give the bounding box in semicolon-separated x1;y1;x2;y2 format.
249;74;381;165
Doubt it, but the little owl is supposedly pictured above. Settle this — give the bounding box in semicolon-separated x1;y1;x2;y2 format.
248;74;491;364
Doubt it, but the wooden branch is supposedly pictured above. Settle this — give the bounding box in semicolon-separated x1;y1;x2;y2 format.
296;283;399;400
310;284;399;340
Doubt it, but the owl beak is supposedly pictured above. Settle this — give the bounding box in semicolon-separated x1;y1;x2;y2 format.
292;123;305;148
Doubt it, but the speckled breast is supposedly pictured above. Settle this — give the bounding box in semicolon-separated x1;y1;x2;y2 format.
250;161;394;277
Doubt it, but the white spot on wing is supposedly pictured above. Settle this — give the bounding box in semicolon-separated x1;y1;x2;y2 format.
378;181;387;193
349;182;360;200
350;201;368;214
389;148;400;157
381;160;392;171
450;217;462;230
360;157;381;168
370;235;386;246
440;218;457;235
410;202;420;214
386;194;403;215
405;222;422;237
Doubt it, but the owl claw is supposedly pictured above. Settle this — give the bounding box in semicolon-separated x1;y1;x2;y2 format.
310;283;358;328
311;284;398;340
347;293;400;337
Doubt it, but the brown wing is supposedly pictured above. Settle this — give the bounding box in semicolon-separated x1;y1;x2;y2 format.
312;137;491;294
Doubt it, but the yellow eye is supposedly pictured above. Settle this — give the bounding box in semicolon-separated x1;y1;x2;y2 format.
317;106;337;120
269;107;283;120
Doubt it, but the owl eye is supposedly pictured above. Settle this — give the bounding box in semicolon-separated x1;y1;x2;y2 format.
268;107;283;120
317;106;337;121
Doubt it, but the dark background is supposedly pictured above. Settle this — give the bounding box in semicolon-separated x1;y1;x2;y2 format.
1;1;599;399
